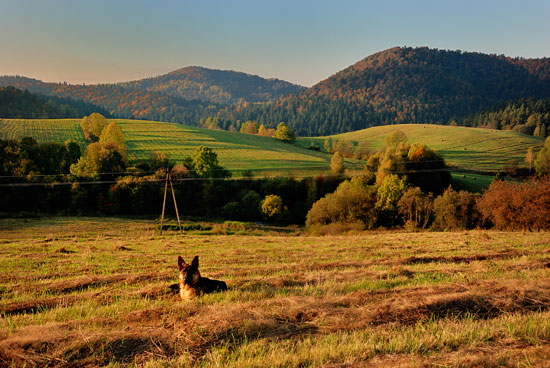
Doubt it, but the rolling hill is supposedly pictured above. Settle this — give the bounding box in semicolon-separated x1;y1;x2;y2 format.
0;86;111;119
120;66;304;104
0;118;339;176
217;47;550;136
298;124;544;172
2;47;550;137
1;119;544;188
0;68;303;125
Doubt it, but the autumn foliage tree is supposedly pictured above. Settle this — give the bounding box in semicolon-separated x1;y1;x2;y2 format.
476;177;550;230
80;113;107;142
261;194;283;218
331;152;345;175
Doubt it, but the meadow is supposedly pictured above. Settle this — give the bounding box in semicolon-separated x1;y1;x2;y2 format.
0;118;342;177
0;119;86;145
0;217;549;367
1;119;544;182
298;124;545;173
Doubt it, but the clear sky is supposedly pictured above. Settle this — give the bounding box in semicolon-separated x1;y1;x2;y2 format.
1;0;549;87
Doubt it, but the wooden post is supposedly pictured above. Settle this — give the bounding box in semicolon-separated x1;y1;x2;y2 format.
169;173;183;233
159;171;169;235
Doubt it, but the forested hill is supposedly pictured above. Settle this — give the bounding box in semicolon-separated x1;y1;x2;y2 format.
0;68;303;124
2;48;550;134
0;86;111;119
121;66;304;104
0;76;221;123
216;47;550;136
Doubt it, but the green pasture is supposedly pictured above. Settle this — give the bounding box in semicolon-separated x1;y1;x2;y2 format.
0;118;351;176
298;124;545;173
1;119;544;182
0;118;86;145
115;119;342;176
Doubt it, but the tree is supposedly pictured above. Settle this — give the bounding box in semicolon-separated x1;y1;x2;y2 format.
331;152;345;175
534;137;550;176
191;146;230;178
261;194;283;217
274;122;295;143
405;143;449;193
240;121;259;134
376;174;408;217
148;151;173;172
99;121;126;157
477;177;550;230
432;187;479;230
384;130;408;148
258;124;268;136
80;113;107;142
70;141;127;178
398;187;434;229
306;178;378;229
525;147;536;173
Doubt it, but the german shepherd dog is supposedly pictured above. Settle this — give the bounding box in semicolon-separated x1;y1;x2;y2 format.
177;255;227;299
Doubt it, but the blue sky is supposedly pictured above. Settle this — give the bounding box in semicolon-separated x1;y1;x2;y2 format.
1;0;549;86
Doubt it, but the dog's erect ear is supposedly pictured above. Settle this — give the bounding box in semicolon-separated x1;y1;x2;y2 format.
178;256;185;270
191;256;199;268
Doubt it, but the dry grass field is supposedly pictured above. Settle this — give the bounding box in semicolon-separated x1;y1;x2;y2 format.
1;217;549;367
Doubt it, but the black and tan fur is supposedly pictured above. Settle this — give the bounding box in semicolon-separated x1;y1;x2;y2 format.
177;255;227;299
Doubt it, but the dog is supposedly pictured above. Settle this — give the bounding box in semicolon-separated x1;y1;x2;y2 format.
176;255;227;299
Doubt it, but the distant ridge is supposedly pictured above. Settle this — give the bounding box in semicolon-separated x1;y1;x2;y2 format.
121;66;304;104
0;67;303;124
0;86;111;119
216;47;550;136
2;47;550;135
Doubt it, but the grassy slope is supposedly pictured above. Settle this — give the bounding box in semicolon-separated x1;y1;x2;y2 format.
1;119;544;183
298;124;545;172
0;118;86;144
0;218;549;367
0;118;346;176
116;119;340;175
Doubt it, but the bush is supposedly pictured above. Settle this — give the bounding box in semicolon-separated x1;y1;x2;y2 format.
476;177;550;230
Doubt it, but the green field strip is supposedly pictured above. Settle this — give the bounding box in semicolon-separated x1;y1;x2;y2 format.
2;119;543;177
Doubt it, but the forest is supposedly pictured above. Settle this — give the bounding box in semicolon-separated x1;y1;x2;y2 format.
2;47;550;136
0;86;111;119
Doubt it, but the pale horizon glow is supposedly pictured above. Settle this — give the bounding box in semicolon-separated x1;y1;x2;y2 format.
1;0;549;87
